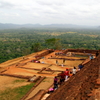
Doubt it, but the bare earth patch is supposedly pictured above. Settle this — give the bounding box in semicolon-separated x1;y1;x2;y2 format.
0;49;90;100
0;76;30;91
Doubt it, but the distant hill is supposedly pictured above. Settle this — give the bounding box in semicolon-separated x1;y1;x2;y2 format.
0;23;98;29
0;23;42;29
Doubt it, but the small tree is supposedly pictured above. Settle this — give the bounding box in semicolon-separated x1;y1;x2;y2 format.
22;48;31;56
45;38;61;49
31;42;41;52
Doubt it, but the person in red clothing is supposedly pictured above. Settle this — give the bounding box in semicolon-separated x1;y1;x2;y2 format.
59;71;65;85
64;68;70;81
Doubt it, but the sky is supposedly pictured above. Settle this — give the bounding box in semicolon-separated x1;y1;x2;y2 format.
0;0;100;26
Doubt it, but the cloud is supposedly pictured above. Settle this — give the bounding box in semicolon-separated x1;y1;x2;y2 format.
0;1;14;8
0;0;100;25
2;12;20;17
36;0;65;6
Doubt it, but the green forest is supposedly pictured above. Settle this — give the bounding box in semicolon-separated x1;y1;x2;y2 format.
0;28;100;63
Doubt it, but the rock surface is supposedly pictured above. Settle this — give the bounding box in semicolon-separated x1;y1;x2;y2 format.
46;54;100;100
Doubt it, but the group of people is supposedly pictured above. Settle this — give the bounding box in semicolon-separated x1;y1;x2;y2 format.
58;67;77;84
48;64;84;93
30;60;40;63
56;59;66;67
89;51;99;60
49;51;99;93
48;66;78;93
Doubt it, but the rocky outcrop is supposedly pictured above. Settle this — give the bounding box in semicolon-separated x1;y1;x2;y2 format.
46;54;100;100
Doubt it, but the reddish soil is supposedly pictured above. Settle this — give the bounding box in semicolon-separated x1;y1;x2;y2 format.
0;49;99;100
0;49;86;78
46;54;100;100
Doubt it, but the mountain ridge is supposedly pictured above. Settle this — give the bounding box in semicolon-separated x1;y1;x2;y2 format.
0;23;98;29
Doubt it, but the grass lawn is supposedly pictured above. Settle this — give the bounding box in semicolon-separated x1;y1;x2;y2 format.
0;82;35;100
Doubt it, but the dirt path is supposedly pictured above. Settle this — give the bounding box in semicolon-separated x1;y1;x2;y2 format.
25;77;54;100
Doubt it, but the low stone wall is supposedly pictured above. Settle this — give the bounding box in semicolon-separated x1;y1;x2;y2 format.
0;73;32;79
64;49;98;54
20;77;45;100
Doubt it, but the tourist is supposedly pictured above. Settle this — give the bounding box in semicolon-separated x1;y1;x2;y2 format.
41;61;44;64
56;60;59;65
61;64;64;67
64;68;70;81
78;64;84;70
69;71;73;77
90;55;93;60
59;71;65;85
96;51;99;57
53;76;58;90
48;88;54;93
63;59;66;64
72;67;77;75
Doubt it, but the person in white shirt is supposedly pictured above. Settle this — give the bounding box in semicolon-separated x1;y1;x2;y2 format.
72;67;77;75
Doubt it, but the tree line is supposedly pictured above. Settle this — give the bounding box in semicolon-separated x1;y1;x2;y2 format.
0;28;100;63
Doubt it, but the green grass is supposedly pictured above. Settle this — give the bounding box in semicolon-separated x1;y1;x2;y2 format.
12;79;26;84
75;54;88;58
0;83;35;100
